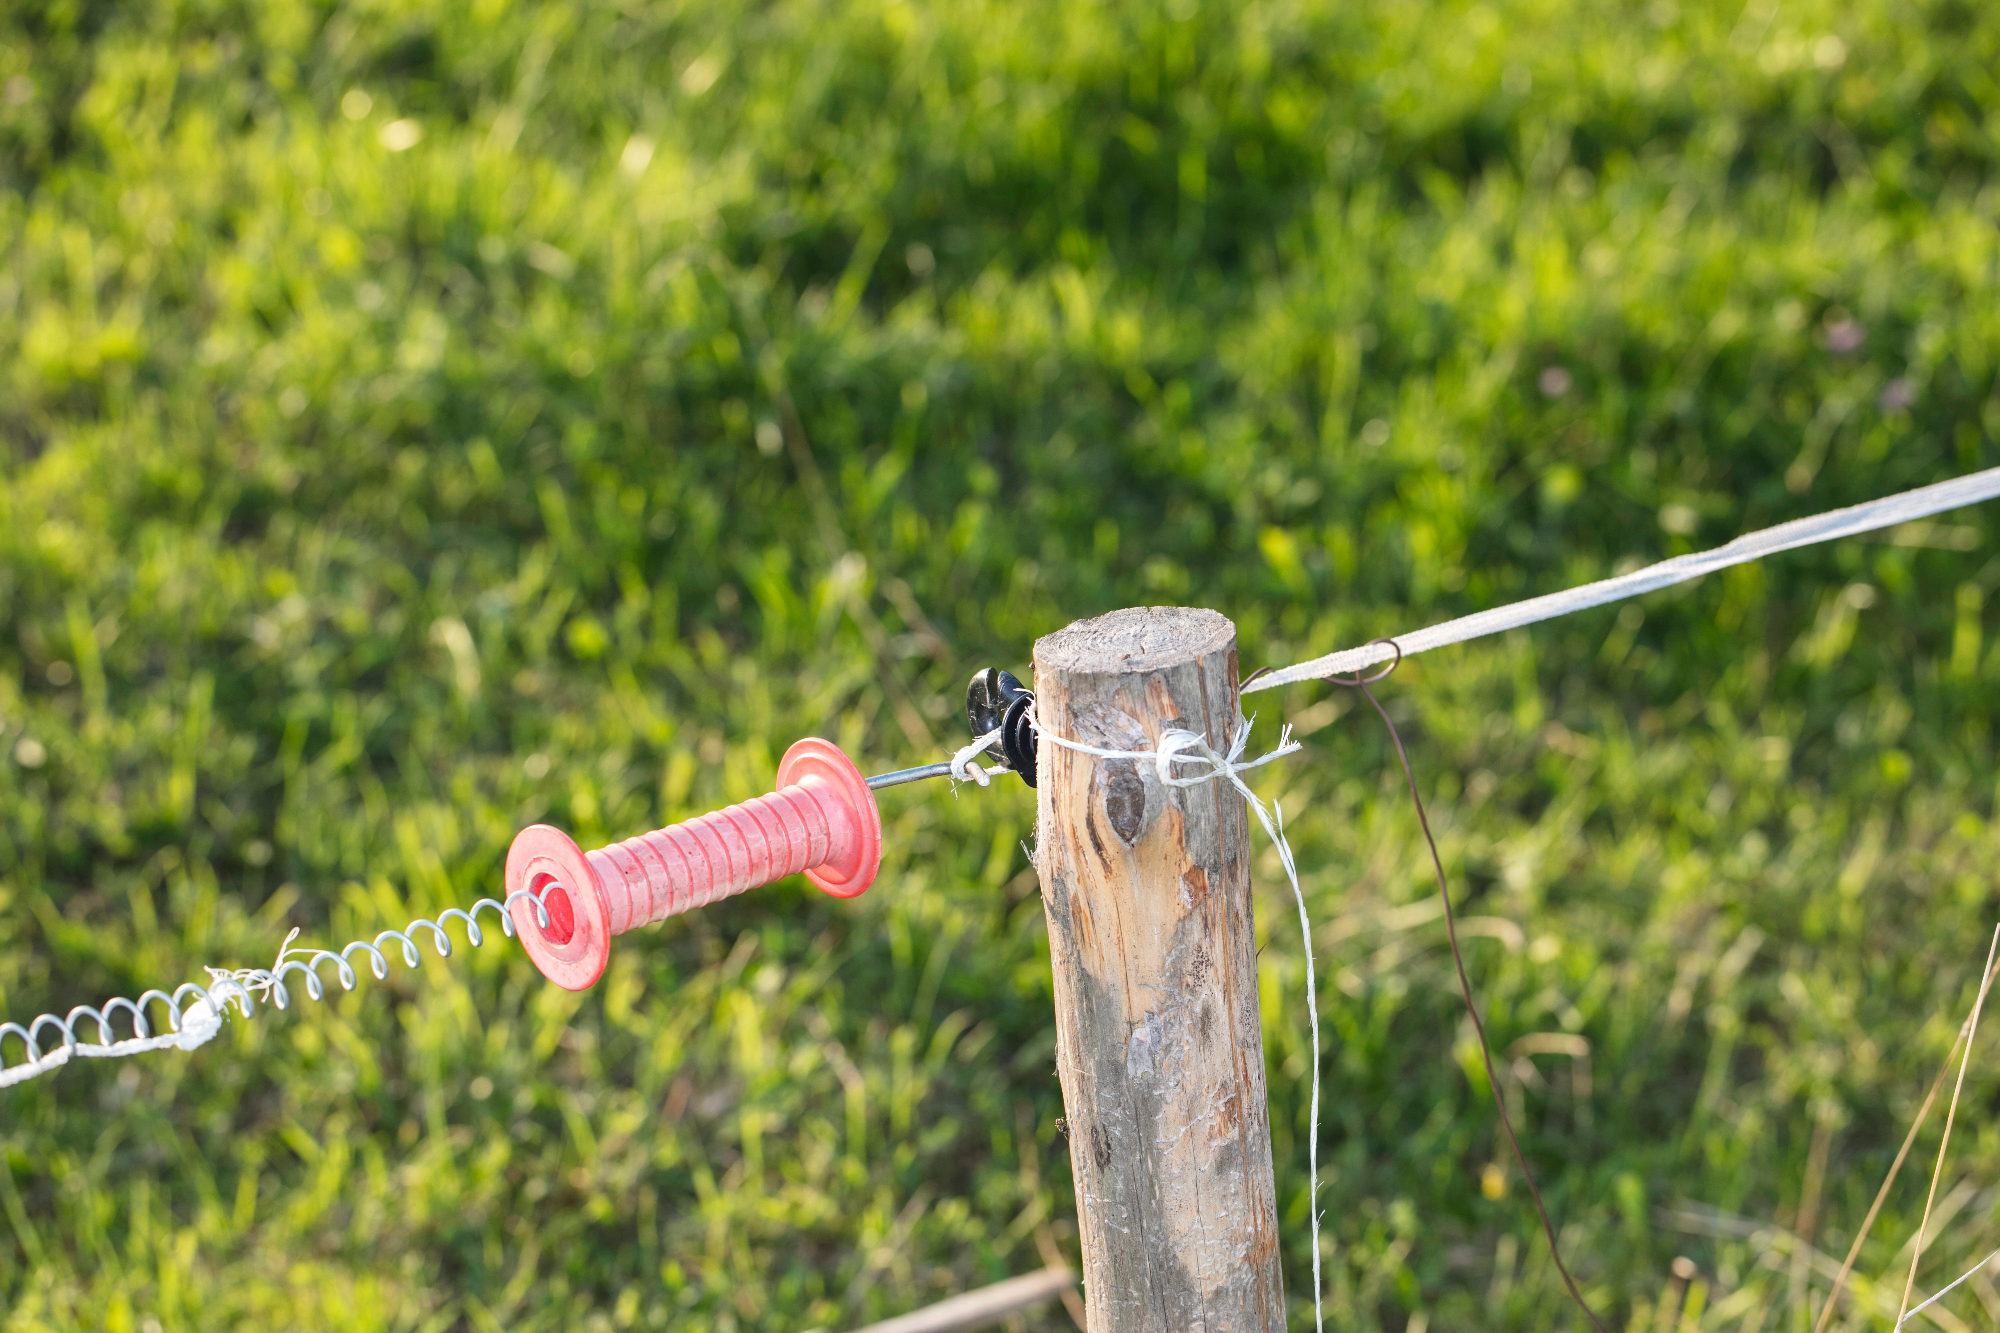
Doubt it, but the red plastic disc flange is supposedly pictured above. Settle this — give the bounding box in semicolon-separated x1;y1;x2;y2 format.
778;737;882;898
507;823;613;991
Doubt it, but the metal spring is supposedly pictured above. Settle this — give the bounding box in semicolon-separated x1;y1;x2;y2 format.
0;980;252;1091
0;886;550;1092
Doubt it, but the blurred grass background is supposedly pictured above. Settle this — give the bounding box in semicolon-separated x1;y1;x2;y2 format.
3;0;2000;1328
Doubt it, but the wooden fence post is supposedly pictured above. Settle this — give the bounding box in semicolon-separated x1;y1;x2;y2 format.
1032;606;1285;1331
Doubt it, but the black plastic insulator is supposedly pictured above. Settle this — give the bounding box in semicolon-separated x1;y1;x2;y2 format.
966;668;1038;788
998;693;1037;786
966;667;1018;739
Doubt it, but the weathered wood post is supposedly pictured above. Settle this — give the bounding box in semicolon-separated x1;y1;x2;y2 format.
1032;606;1285;1331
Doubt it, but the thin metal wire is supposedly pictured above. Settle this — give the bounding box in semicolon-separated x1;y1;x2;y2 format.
866;761;956;789
871;726;1022;790
0;885;551;1091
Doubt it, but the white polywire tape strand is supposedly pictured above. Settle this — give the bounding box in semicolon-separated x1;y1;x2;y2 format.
1031;712;1325;1331
1245;465;2000;693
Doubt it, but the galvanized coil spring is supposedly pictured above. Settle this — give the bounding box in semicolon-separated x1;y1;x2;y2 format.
0;886;550;1092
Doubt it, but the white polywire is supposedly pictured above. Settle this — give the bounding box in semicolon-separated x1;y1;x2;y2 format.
0;888;549;1091
1245;466;2000;693
1031;710;1324;1330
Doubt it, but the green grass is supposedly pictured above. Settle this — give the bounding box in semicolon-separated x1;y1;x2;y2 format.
3;0;2000;1327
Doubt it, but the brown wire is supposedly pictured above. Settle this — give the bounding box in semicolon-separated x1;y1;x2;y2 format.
1333;639;1608;1333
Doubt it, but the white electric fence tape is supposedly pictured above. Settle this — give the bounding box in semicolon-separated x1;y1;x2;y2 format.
1246;465;2000;692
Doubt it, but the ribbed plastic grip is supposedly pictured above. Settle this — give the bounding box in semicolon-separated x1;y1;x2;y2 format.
506;737;883;990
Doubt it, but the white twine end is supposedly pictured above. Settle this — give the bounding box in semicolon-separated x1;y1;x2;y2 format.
949;726;1005;788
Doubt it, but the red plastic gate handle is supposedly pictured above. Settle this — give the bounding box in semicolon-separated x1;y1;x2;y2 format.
506;737;883;990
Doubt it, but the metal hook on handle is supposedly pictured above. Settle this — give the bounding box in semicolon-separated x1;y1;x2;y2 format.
506;736;884;990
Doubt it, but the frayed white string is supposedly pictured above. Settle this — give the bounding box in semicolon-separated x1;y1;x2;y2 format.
950;726;1007;787
1032;709;1323;1331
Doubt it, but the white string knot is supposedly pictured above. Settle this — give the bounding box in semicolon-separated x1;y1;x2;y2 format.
949;726;1006;787
1144;721;1301;792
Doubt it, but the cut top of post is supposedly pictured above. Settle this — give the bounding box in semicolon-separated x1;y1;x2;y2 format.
1033;605;1237;679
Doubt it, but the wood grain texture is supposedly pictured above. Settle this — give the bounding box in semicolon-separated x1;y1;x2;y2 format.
1032;606;1284;1333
